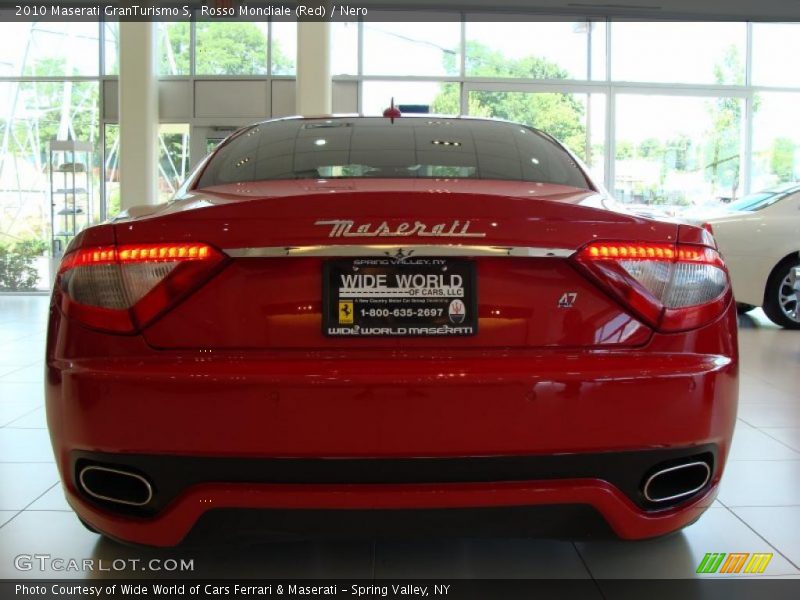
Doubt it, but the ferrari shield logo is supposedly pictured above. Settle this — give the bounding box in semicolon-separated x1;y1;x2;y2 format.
338;301;354;324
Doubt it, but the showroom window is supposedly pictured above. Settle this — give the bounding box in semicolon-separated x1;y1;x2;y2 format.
271;21;297;75
104;123;192;216
0;21;100;77
613;94;745;207
465;19;593;80
103;19;294;77
362;80;459;116
610;22;746;85
104;123;120;219
157;124;192;202
195;22;269;75
158;22;191;76
751;93;800;190
589;21;607;81
5;18;800;292
751;23;800;87
103;21;119;75
363;15;461;77
0;21;102;291
332;21;358;76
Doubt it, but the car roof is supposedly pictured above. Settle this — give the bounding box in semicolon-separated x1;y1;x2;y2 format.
247;114;554;140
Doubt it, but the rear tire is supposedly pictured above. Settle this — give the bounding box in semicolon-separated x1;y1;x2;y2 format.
763;257;800;329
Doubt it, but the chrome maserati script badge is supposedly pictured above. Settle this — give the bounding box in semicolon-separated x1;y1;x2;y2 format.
315;219;487;238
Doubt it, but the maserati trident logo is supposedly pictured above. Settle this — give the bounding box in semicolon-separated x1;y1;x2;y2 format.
385;248;415;263
315;219;487;238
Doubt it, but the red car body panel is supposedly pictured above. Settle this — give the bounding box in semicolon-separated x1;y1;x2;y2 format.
45;117;738;546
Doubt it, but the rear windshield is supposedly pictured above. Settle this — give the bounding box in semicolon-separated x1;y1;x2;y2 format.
195;117;592;190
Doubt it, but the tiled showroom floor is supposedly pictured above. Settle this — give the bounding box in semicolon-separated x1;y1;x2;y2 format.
0;295;799;582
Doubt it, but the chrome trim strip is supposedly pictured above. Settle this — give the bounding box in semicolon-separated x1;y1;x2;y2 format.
79;465;154;507
223;245;574;259
642;461;711;504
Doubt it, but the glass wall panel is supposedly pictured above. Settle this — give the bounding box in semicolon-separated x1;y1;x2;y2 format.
103;21;119;75
614;94;744;212
157;124;191;202
465;19;589;80
196;22;268;75
271;21;297;75
363;15;460;76
104;123;191;211
752;24;800;88
332;21;358;76
362;81;459;116
751;93;800;190
4;17;800;290
589;20;607;80
611;22;746;85
158;22;190;75
0;81;100;290
0;22;99;76
104;124;120;219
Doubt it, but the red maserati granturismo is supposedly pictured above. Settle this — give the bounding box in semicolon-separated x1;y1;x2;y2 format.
46;116;738;547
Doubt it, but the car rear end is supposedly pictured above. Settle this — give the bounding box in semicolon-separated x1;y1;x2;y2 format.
45;117;738;546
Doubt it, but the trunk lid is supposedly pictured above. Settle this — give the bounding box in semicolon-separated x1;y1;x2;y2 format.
115;182;677;350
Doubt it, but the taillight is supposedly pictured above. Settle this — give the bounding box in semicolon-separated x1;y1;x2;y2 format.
57;242;226;333
575;241;731;332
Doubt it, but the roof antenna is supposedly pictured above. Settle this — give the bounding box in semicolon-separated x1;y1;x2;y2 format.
383;98;402;123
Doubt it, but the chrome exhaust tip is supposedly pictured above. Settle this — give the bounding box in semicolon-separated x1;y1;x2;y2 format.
78;465;153;507
643;460;711;504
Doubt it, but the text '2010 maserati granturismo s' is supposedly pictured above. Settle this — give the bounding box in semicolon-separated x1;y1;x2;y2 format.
46;115;738;546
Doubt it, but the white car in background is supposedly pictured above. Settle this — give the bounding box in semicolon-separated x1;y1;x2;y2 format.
682;183;800;329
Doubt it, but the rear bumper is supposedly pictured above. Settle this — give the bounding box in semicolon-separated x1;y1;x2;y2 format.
45;302;738;546
46;348;736;546
48;350;736;456
69;446;718;515
65;476;718;547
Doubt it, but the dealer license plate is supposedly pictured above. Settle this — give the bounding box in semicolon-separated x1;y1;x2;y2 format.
323;257;477;337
